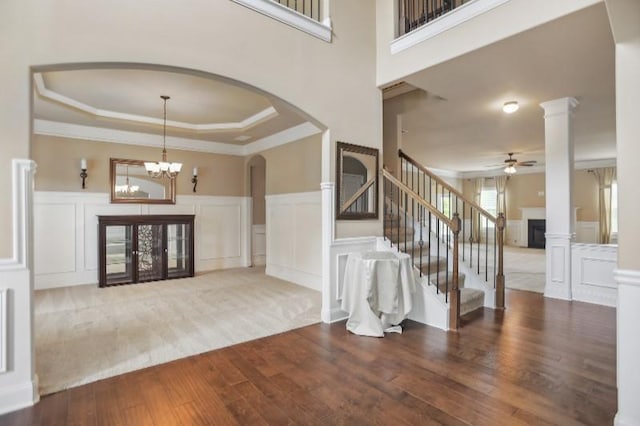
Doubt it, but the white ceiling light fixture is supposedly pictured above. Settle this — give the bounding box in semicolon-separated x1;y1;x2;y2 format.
504;165;517;175
144;95;183;179
502;101;519;114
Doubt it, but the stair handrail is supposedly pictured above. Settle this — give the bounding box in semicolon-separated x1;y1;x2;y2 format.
382;169;453;227
398;149;496;224
383;168;462;329
340;176;376;214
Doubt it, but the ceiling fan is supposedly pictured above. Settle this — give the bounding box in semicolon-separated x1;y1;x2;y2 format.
502;152;536;175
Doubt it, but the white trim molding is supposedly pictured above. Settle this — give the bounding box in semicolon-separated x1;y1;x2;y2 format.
34;119;322;157
0;160;36;271
0;288;6;373
391;0;512;54
615;269;640;288
231;0;332;42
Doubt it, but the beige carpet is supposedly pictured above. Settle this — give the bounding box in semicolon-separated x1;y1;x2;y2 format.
34;267;321;395
503;246;546;293
459;243;545;293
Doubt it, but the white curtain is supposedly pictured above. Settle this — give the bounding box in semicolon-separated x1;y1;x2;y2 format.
471;177;484;243
495;175;508;218
592;167;617;244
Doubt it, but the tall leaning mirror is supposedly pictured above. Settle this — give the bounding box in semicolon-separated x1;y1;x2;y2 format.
110;158;176;204
336;142;379;220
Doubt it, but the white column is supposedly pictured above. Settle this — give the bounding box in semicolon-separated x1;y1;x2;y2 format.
320;182;335;323
606;1;640;424
540;97;578;300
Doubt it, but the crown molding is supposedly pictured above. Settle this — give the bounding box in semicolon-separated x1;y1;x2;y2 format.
244;122;321;155
34;73;278;131
231;0;332;42
34;119;244;155
33;119;321;157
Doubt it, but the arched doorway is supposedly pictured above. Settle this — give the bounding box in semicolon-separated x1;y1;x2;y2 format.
247;155;266;266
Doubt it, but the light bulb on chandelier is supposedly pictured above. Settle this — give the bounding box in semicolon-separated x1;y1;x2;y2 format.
144;95;182;179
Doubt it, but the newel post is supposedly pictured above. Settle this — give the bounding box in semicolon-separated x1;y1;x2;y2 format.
496;213;506;309
449;213;462;330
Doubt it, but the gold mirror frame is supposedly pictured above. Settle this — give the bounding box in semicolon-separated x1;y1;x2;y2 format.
110;158;176;204
336;142;379;220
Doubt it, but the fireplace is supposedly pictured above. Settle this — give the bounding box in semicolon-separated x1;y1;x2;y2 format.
528;219;546;249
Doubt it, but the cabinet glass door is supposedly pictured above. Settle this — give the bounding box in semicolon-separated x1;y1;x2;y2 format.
167;223;191;278
105;225;133;285
137;224;164;282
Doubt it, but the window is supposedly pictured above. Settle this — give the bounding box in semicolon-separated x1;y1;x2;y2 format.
611;181;618;234
480;187;497;216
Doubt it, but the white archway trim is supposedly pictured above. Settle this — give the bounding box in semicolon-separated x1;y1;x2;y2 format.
33;73;279;132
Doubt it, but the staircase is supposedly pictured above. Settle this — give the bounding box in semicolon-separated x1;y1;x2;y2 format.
381;150;505;330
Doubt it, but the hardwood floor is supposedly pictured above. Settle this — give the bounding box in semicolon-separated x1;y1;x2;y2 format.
1;290;616;425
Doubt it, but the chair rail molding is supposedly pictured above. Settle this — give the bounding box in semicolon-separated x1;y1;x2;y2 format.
391;0;512;55
231;0;332;42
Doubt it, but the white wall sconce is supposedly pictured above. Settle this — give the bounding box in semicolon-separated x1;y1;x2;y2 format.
80;158;88;189
191;167;198;193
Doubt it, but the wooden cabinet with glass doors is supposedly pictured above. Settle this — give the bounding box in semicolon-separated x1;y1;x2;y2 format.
98;215;194;287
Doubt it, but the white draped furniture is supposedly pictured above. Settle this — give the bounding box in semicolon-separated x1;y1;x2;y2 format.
341;251;416;337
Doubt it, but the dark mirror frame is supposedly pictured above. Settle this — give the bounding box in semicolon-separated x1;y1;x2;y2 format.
110;158;176;204
336;141;379;220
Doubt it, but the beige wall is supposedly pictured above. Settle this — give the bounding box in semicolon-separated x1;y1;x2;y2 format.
573;170;599;221
259;134;321;195
505;173;546;220
463;170;598;221
0;0;380;257
32;135;245;196
375;0;601;86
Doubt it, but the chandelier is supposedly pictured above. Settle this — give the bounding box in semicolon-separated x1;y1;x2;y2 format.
115;165;140;194
144;95;182;179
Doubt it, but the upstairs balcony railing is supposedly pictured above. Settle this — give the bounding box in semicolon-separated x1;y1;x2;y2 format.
274;0;322;22
398;0;473;37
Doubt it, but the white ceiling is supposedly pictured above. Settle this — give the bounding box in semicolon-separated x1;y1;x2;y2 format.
33;68;308;146
386;3;616;173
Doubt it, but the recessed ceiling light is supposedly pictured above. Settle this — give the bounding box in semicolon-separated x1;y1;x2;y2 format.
502;101;519;114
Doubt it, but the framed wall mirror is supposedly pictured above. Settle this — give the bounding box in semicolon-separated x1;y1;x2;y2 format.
110;158;176;204
336;142;379;220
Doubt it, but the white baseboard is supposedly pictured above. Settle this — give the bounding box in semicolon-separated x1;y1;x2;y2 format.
0;378;39;416
252;255;266;266
321;307;348;324
199;257;248;272
266;264;321;292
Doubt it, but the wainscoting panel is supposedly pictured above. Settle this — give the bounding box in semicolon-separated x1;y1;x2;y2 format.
506;220;523;246
265;191;322;291
328;236;377;323
34;192;251;289
252;224;266;266
34;203;76;275
198;204;242;260
571;243;617;307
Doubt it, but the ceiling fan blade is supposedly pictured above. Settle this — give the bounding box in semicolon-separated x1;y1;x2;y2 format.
516;161;537;166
